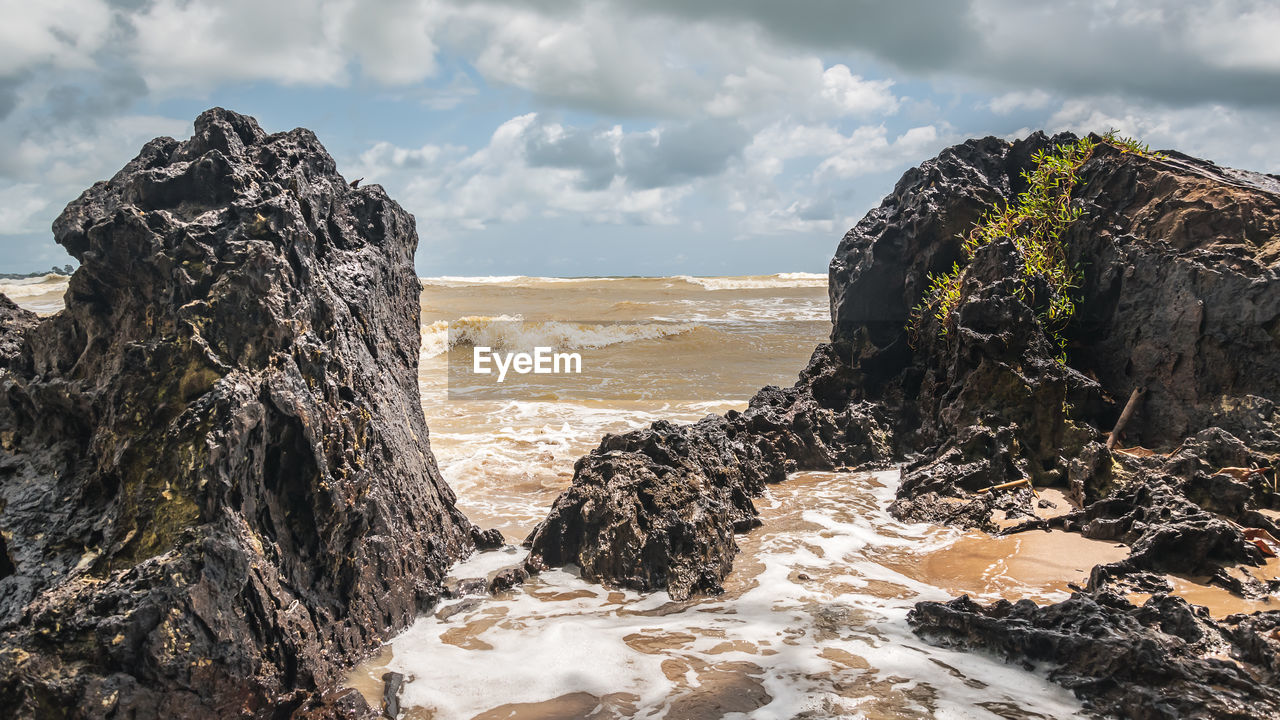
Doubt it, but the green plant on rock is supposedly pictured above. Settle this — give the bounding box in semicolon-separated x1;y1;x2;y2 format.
909;131;1158;363
1101;129;1166;159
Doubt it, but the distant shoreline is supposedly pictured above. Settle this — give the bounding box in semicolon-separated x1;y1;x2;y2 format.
0;265;74;280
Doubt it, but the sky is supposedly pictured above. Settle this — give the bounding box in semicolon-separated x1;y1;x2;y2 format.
1;1;1279;277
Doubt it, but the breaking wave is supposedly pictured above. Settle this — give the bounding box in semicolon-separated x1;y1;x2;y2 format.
0;274;71;315
421;315;699;359
418;274;828;291
673;272;827;290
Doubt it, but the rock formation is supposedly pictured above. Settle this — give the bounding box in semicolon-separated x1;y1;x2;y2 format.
0;296;37;368
0;109;478;718
527;352;892;599
532;131;1280;587
529;132;1280;714
865;137;1280;519
910;591;1280;719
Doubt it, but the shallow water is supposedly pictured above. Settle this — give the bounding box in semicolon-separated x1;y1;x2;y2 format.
344;275;1093;719
347;470;1096;720
414;275;834;541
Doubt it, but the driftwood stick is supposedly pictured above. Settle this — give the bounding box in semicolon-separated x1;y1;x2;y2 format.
978;478;1032;494
1106;386;1147;451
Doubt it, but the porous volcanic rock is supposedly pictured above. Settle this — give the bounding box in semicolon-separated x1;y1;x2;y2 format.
833;133;1280;521
0;109;475;718
530;132;1280;715
526;344;892;599
909;592;1280;719
852;135;1280;718
0;295;38;368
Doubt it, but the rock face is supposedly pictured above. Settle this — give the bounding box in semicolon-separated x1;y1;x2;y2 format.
0;109;476;717
848;136;1280;718
0;295;37;368
834;134;1280;520
910;592;1280;719
530;131;1280;713
531;132;1280;596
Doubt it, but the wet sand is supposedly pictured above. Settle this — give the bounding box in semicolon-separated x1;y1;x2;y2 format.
1129;557;1280;618
895;530;1128;602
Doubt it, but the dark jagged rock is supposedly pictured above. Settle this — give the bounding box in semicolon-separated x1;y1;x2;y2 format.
444;577;490;599
531;132;1280;605
526;344;892;600
0;109;476;717
487;566;529;595
858;138;1280;717
1066;147;1280;449
0;294;38;368
292;688;380;720
986;429;1277;595
831;134;1280;511
909;592;1280;719
470;526;506;551
380;671;405;719
530;131;1279;714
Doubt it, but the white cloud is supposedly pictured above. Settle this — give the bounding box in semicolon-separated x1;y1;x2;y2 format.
820;65;899;117
456;0;1280;110
0;0;113;74
120;0;908;122
130;0;447;90
131;0;350;89
1177;0;1280;73
4;0;1280;275
357;141;465;171
0;183;51;234
349;108;946;242
459;2;712;117
706;60;901;120
0;113;190;242
1046;96;1280;173
986;89;1052;115
358;114;697;234
814;124;943;180
330;0;443;85
719;119;951;236
1;114;189;185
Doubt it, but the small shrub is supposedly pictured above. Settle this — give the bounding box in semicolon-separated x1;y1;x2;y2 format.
1101;129;1166;159
909;131;1158;362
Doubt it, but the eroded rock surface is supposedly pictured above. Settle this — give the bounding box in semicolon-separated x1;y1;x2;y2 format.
910;592;1280;720
0;295;37;368
532;132;1279;594
0;109;474;718
530;132;1280;714
869;137;1280;719
839;135;1280;521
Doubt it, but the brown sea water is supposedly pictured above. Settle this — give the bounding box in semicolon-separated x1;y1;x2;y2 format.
355;275;1097;719
0;274;69;316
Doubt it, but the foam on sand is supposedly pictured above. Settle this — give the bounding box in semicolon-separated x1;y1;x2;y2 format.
347;471;1088;719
